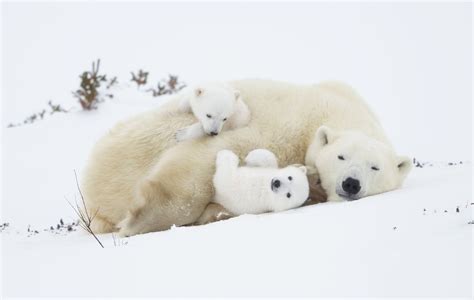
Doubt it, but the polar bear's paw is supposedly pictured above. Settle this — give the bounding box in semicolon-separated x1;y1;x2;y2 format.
117;212;139;237
244;149;278;168
216;150;239;167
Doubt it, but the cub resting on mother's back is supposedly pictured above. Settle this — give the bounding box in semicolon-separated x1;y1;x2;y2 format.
81;79;412;236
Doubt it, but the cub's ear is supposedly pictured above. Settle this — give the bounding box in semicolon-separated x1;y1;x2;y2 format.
314;126;336;147
234;90;241;101
397;156;412;179
288;164;308;175
298;165;307;175
194;87;204;97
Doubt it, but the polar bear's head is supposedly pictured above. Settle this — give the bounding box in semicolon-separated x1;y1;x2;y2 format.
190;84;240;136
269;165;310;211
305;126;412;202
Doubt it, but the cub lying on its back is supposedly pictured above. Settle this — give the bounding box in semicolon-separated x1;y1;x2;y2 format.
175;82;251;142
213;149;310;216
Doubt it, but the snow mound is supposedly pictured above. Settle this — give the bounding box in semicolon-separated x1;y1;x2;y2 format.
2;94;472;297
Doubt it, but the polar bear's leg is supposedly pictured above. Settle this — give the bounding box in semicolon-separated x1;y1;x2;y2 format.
194;203;234;225
90;215;116;233
118;144;218;236
244;149;278;168
118;129;264;236
175;122;205;142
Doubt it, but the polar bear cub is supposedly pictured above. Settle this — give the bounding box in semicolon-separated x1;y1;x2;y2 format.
213;149;310;216
175;82;251;142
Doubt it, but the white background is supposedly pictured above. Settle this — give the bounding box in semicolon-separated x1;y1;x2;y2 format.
2;1;472;161
1;2;472;298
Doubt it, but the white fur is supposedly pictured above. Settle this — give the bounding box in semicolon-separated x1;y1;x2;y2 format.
81;79;413;235
243;148;278;168
213;149;309;216
306;126;412;202
176;82;250;141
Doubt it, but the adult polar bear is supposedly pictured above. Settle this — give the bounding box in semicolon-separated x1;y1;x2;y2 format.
81;79;412;236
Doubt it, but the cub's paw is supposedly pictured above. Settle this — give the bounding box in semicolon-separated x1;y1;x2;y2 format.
245;149;278;168
175;128;189;142
216;150;239;166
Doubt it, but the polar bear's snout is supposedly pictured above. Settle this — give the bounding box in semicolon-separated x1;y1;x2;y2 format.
342;177;361;196
271;178;281;192
336;175;364;201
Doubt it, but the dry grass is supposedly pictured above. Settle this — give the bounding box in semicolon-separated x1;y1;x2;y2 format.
67;170;104;248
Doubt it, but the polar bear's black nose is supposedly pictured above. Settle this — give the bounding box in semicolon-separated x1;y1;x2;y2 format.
342;177;361;195
210;131;218;136
272;179;281;188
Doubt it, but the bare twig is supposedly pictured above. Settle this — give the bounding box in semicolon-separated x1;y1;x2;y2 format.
67;170;104;248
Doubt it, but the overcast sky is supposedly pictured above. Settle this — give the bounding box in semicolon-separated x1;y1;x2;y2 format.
2;2;472;160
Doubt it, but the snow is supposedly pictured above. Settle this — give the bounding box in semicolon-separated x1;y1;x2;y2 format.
1;1;472;298
1;89;472;297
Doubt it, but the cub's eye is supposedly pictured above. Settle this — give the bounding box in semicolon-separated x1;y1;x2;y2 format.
223;118;227;121
338;155;345;160
287;193;291;198
206;114;212;118
288;176;292;181
371;166;379;171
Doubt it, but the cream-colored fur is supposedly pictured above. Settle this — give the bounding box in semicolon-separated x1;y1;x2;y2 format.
81;79;411;236
175;82;250;141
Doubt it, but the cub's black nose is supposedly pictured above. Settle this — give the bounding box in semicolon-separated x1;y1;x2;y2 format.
272;179;281;188
210;131;218;136
342;177;361;195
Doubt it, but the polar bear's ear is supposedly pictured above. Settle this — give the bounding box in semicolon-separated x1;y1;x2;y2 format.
194;88;204;97
315;126;335;147
234;90;241;101
397;156;412;179
297;166;307;175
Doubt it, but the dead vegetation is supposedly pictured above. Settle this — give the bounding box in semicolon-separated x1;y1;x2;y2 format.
7;59;185;128
148;74;186;97
7;101;68;128
73;59;115;110
67;171;104;248
131;69;149;88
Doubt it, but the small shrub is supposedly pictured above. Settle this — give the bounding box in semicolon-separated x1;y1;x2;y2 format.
7;101;68;128
73;59;109;110
148;74;186;97
131;69;149;88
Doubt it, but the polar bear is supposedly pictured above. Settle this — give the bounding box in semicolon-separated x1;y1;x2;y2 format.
175;82;250;142
81;79;412;236
213;149;309;216
306;126;412;202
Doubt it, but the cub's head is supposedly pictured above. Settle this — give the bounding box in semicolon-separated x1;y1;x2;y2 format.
189;84;240;136
269;165;310;211
305;126;412;202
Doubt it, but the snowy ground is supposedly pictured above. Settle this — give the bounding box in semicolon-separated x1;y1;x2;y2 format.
1;90;472;297
2;2;472;298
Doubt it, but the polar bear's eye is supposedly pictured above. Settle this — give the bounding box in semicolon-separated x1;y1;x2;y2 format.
223;118;227;121
371;166;379;171
288;176;292;181
287;193;291;198
338;155;345;160
206;114;212;118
